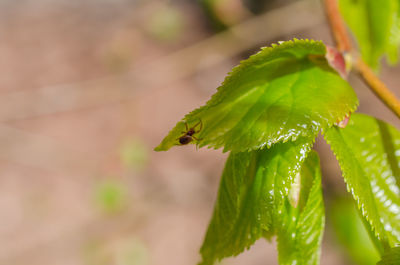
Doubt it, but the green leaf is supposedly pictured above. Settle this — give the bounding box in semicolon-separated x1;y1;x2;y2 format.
155;39;358;153
325;113;400;247
339;0;400;68
277;151;325;265
378;247;400;265
387;3;400;64
199;136;314;265
330;197;380;265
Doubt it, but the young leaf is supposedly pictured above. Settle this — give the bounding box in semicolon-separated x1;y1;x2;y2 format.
339;0;400;68
155;39;358;153
199;136;314;265
277;151;325;265
325;113;400;247
377;247;400;265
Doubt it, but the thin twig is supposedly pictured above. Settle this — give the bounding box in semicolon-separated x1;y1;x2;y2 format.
323;0;400;119
323;0;352;52
356;58;400;119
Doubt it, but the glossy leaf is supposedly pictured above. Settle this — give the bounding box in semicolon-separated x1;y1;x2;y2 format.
277;151;325;265
339;0;400;67
199;137;314;265
378;247;400;265
155;39;358;153
325;113;400;246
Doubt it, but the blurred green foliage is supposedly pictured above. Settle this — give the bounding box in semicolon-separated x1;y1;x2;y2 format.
94;179;128;214
200;0;228;31
84;238;148;265
146;5;184;42
199;0;281;31
84;240;109;265
116;238;149;265
330;197;380;265
200;0;251;31
119;138;149;171
339;0;400;68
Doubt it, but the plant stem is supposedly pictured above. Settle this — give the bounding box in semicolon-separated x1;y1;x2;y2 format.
323;0;351;52
323;0;400;119
356;58;400;119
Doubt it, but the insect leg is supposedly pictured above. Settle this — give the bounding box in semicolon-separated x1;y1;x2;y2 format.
192;119;203;131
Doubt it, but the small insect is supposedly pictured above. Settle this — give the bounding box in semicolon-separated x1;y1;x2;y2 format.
177;119;203;145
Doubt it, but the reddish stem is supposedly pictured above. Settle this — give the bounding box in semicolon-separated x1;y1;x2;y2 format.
323;0;400;119
323;0;352;52
356;59;400;119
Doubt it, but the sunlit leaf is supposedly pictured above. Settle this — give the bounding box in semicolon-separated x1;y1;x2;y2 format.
199;137;314;265
155;39;358;153
325;113;400;246
339;0;400;67
277;151;325;265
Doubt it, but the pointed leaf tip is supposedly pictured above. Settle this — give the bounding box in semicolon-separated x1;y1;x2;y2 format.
157;39;358;152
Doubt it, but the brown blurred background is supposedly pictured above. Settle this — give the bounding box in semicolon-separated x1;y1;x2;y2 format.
0;0;399;265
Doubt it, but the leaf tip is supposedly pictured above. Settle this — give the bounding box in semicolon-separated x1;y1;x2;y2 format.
153;145;163;152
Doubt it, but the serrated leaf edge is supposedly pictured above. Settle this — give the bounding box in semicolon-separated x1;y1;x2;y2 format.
199;136;316;265
155;38;359;152
324;128;383;240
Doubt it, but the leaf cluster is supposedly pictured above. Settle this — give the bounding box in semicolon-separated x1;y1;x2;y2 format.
156;38;400;264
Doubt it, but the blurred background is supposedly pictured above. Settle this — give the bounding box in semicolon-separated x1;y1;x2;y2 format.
0;0;399;264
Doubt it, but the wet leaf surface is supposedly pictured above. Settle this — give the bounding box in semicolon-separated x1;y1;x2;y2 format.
156;39;358;153
325;113;400;247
